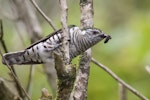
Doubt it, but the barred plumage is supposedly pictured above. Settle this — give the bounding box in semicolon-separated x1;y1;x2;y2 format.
2;25;111;65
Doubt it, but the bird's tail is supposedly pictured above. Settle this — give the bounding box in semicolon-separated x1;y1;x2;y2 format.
2;50;44;65
2;51;26;65
2;51;33;65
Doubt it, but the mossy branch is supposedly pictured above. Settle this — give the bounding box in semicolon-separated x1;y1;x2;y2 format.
54;52;76;100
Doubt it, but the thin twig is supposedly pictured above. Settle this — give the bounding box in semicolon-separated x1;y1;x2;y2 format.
0;50;30;100
9;0;43;42
29;0;58;94
30;0;57;31
0;20;7;52
28;0;58;94
91;58;149;100
0;19;24;98
59;0;70;64
0;20;16;73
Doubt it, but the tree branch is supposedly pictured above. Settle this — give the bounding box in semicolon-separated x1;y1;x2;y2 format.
59;0;70;64
9;0;42;42
54;52;76;100
0;19;25;99
30;0;57;31
52;1;77;99
80;0;94;28
0;20;7;53
0;50;30;100
73;0;93;99
0;20;16;73
119;83;127;100
28;1;59;95
91;58;149;100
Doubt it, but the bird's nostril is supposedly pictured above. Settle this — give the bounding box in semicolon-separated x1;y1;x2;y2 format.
101;34;107;38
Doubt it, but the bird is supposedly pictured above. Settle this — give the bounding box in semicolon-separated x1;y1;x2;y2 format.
2;25;111;65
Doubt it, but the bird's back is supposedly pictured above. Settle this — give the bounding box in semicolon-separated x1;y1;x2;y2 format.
2;25;76;65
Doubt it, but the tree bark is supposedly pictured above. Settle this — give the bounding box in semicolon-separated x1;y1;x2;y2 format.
54;53;76;100
54;1;76;100
119;83;127;100
59;0;70;64
73;0;94;100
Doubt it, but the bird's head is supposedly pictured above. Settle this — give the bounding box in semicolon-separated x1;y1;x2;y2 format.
83;28;111;45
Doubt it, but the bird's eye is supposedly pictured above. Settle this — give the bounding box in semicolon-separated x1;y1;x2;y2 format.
93;31;98;34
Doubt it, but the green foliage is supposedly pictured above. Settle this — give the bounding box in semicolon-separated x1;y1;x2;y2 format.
0;0;150;100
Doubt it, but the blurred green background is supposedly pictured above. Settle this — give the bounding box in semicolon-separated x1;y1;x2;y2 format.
0;0;150;100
